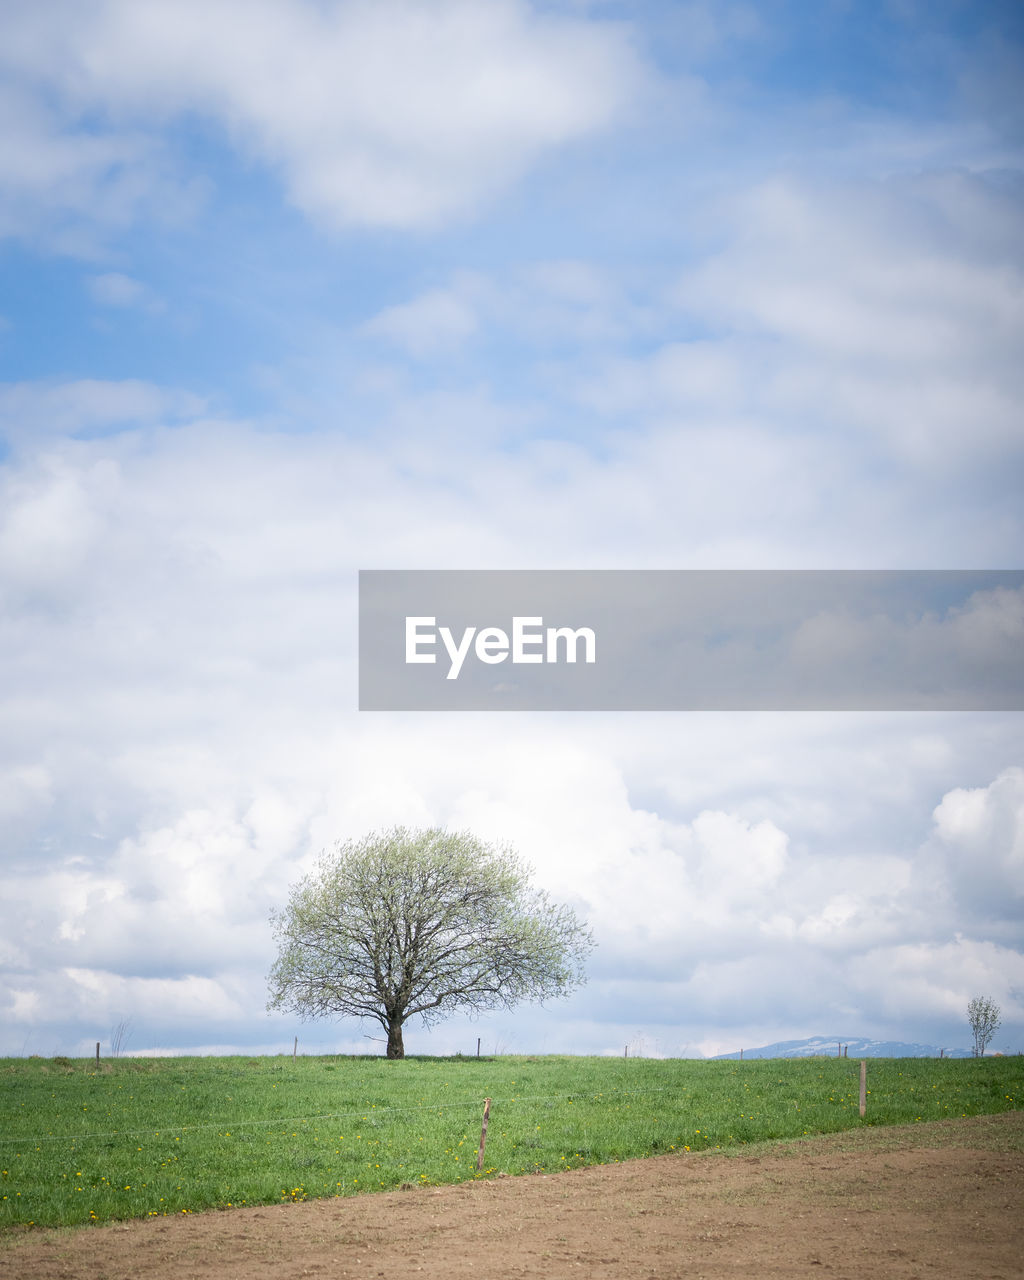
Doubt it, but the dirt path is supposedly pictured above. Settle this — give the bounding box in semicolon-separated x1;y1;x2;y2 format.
3;1112;1022;1279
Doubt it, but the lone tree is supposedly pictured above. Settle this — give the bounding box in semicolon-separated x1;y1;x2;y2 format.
267;827;594;1058
967;995;1002;1057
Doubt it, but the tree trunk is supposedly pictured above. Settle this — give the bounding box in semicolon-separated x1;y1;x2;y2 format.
386;1018;405;1059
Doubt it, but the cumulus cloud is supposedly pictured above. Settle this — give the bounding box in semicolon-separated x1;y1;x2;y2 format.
1;650;1021;1053
0;0;646;237
848;937;1024;1031
925;766;1024;930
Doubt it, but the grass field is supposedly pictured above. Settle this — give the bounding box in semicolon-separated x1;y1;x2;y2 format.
1;1053;1021;1230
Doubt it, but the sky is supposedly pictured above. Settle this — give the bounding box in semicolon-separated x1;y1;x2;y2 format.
1;0;1022;1060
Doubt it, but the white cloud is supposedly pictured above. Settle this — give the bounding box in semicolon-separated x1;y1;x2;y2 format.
0;379;203;449
849;937;1024;1029
927;766;1024;925
362;285;480;357
0;0;646;236
673;174;1024;466
0;765;52;822
0;83;203;253
2;691;1021;1052
87;272;166;314
60;969;248;1025
691;809;788;895
360;260;658;367
337;165;1022;570
0;455;109;588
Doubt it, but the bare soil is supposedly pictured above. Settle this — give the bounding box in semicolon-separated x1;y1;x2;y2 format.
2;1111;1022;1279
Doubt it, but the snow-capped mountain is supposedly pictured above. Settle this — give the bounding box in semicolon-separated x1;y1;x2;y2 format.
712;1036;973;1060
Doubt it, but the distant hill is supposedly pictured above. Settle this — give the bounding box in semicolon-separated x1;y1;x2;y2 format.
712;1035;972;1060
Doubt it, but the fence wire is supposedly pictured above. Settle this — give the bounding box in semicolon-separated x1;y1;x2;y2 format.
0;1085;684;1147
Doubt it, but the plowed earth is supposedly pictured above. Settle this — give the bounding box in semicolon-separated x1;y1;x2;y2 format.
2;1111;1022;1279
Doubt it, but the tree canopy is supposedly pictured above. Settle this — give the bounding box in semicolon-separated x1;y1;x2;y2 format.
266;826;594;1057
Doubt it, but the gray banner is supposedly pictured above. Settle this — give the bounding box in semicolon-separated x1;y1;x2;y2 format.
358;570;1024;711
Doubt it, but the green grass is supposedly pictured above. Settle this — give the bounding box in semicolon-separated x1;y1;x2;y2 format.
1;1053;1020;1230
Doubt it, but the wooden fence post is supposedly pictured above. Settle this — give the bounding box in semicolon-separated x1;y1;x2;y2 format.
293;1036;297;1061
476;1098;491;1171
95;1042;100;1066
859;1060;867;1117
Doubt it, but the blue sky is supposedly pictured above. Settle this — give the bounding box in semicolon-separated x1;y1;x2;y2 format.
0;0;1022;1059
